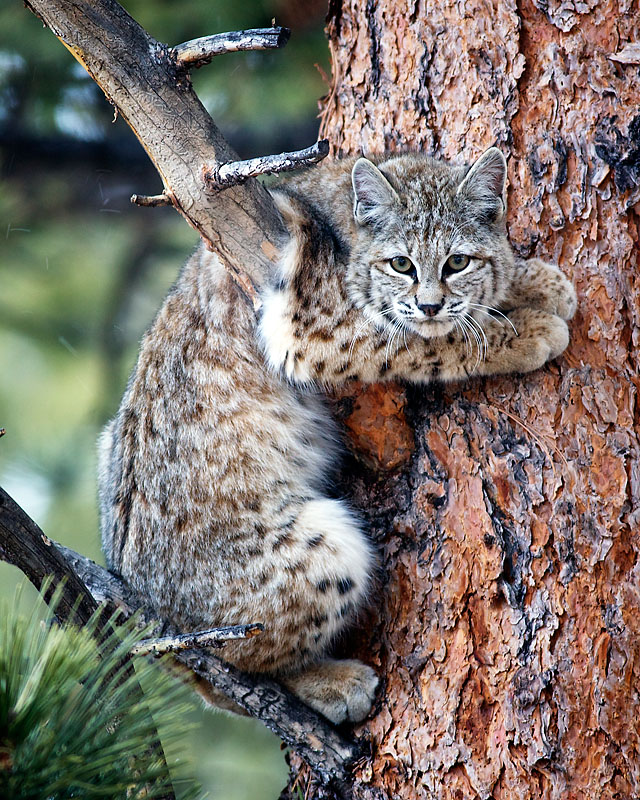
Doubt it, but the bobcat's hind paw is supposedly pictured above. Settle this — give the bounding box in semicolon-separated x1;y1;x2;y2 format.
283;658;379;725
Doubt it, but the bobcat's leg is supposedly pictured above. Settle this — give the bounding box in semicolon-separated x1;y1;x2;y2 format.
243;497;379;724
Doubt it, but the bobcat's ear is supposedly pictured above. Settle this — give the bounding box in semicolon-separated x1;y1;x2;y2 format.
351;158;400;226
456;147;507;220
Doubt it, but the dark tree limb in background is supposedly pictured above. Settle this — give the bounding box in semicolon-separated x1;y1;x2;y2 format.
0;485;361;796
0;486;177;799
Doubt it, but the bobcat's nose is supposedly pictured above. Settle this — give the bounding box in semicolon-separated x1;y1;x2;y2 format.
417;300;444;318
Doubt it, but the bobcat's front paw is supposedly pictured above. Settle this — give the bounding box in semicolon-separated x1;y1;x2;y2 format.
283;658;379;724
512;258;577;321
503;308;569;373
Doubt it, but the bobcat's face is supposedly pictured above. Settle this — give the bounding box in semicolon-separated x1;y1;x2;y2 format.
346;149;515;341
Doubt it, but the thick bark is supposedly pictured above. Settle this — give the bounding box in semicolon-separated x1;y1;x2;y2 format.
284;2;640;799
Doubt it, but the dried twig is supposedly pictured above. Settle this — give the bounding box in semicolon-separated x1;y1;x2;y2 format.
131;193;173;207
131;623;264;656
0;486;362;796
172;27;291;69
206;140;330;188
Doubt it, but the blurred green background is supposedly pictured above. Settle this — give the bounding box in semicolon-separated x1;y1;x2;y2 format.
0;0;329;796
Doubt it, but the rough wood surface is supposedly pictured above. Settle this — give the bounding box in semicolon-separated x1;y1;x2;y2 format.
284;1;640;798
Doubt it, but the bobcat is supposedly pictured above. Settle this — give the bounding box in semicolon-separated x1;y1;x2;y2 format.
98;148;576;724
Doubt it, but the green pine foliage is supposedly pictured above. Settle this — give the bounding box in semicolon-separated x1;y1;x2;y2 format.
0;585;201;799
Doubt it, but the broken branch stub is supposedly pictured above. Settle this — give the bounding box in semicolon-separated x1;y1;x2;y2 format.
130;192;173;208
131;623;264;656
204;140;331;189
172;27;291;70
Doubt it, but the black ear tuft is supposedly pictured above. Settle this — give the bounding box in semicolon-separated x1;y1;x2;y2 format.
456;148;507;219
351;158;399;226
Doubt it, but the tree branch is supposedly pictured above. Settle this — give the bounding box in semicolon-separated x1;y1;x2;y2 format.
25;0;289;311
0;486;101;627
172;28;291;69
0;487;363;796
131;192;173;207
0;486;176;799
206;140;330;188
131;624;264;656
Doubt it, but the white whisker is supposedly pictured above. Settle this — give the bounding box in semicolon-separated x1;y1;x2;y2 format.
465;313;488;360
454;318;472;359
464;313;489;372
348;306;393;358
385;320;405;367
459;314;482;372
468;303;518;336
468;305;504;327
456;315;476;366
402;323;411;355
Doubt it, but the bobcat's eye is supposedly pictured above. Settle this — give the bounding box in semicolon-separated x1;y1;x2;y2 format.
445;253;470;272
390;256;414;274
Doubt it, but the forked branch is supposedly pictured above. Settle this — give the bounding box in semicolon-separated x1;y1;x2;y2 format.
24;0;290;310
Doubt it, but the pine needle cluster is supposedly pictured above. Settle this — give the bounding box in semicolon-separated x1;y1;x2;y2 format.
0;585;201;799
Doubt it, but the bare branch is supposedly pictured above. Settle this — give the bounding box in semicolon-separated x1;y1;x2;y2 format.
172;27;291;69
131;624;264;656
25;0;287;308
205;140;330;188
0;486;102;627
131;192;173;207
0;485;176;797
1;488;362;796
177;649;360;796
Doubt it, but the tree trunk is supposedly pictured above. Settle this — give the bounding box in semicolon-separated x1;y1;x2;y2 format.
288;2;640;798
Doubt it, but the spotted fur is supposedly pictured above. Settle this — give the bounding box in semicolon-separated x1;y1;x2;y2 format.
99;149;576;724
